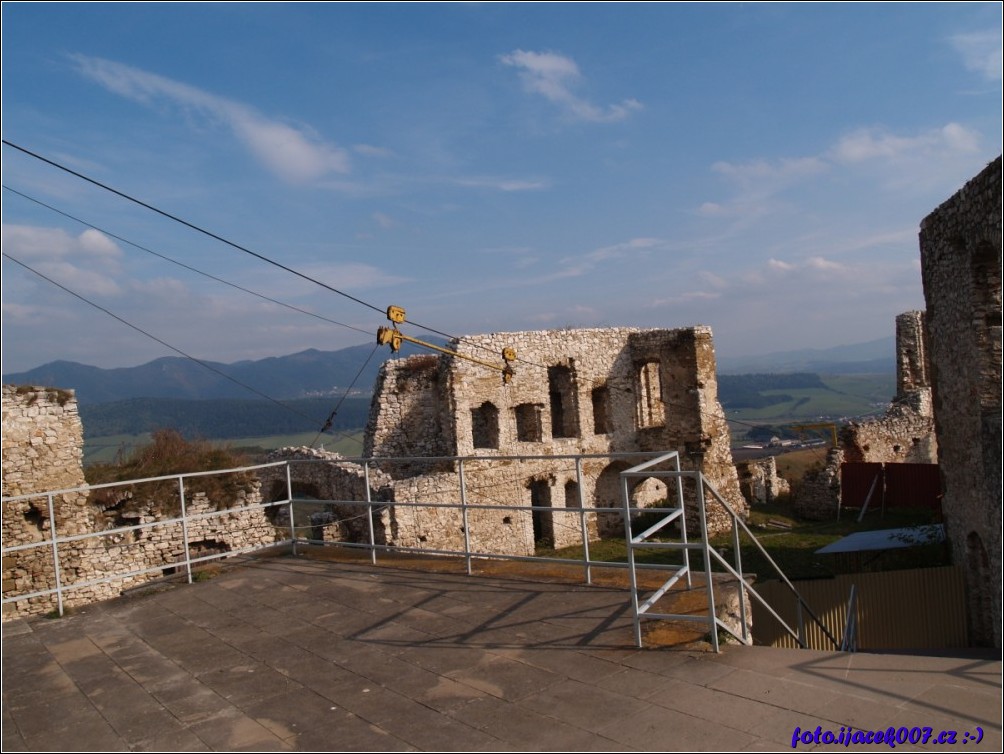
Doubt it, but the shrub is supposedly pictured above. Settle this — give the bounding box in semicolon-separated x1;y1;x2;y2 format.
86;430;254;519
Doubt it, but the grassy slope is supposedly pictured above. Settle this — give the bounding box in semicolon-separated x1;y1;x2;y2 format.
725;373;894;422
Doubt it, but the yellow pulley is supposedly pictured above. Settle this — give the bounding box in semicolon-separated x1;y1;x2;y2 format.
376;305;517;383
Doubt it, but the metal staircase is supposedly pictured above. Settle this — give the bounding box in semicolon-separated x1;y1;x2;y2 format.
621;451;840;651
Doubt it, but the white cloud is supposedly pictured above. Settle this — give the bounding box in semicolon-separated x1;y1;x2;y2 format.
711;156;827;187
549;236;666;280
2;224;122;262
830;123;980;164
2;224;123;296
72;54;350;184
805;256;845;272
951;30;1003;81
500;49;643;123
372;212;396;229
696;202;728;217
78;228;120;257
129;277;190;300
701;122;986;219
354;144;395;158
697;271;729;290
650;291;721;307
453;176;550;192
763;255;855;281
296;262;411;290
583;236;661;263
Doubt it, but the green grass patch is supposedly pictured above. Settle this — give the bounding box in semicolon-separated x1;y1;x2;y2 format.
541;504;946;581
726;373;894;423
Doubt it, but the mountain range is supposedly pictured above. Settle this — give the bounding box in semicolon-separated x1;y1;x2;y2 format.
2;340;439;405
4;335;894;406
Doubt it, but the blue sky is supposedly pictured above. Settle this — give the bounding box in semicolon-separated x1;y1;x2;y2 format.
2;3;1001;374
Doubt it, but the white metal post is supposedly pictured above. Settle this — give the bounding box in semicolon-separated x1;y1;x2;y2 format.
46;493;65;617
179;477;193;584
364;461;376;565
697;473;719;653
286;462;296;556
459;460;472;576
575;457;592;584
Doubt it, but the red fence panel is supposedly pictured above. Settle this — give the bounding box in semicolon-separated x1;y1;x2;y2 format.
841;462;942;515
841;463;884;509
884;463;942;512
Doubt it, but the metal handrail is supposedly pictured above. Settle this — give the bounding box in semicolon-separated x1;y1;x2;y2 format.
840;584;859;652
0;450;679;617
621;455;840;652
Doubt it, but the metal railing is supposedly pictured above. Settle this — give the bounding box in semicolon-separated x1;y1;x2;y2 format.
3;448;847;653
1;460;295;617
622;451;840;652
840;584;859;652
2;450;674;617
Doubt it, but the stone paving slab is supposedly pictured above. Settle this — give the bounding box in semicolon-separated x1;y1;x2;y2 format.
2;555;1000;752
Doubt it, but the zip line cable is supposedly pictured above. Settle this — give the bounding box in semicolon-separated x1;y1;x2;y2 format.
309;342;380;450
3;252;361;445
2;185;375;339
2;140;385;316
3;141;864;447
2;141;511;363
1;141;657;383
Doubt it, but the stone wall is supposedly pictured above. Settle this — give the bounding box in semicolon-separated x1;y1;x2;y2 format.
794;449;844;520
737;456;790;506
918;156;1002;648
2;386;91;617
2;385;281;620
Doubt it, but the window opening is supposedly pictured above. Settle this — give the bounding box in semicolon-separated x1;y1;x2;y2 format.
548;364;579;438
636;361;665;428
592;385;610;434
514;403;543;442
471;402;500;449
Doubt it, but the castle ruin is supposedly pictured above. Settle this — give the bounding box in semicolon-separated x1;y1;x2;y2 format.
265;326;748;555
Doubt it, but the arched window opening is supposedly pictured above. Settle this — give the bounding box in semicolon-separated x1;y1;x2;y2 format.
529;479;553;547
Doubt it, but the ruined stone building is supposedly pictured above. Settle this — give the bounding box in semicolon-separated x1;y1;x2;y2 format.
793;312;939;520
736;455;790;507
918;156;1002;648
841;311;937;466
264;326;747;556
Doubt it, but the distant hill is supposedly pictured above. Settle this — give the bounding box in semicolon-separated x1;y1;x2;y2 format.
78;397;371;440
2;339;444;405
717;336;894;375
4;334;894;406
717;373;828;409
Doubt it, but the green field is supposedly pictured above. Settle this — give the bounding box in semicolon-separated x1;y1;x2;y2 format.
84;430;366;466
725;373;894;423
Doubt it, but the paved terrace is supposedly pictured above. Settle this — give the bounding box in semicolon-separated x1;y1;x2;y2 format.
3;553;1001;752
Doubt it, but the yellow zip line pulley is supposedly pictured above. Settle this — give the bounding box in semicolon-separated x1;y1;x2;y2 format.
376;305;516;384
